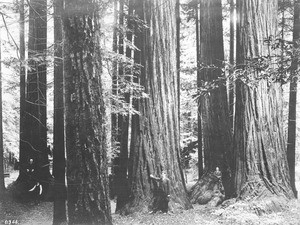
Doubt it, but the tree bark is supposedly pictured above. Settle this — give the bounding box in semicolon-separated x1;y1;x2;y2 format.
63;1;112;224
25;0;51;192
53;0;67;223
18;0;27;182
122;0;191;214
287;0;300;199
191;0;234;204
234;0;294;211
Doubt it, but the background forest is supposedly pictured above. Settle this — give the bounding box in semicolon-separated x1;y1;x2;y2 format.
0;0;300;224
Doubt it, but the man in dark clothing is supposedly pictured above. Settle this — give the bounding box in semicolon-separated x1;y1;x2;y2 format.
26;158;43;195
150;170;170;213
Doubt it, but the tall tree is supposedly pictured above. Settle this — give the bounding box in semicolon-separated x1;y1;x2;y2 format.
234;0;294;209
287;0;299;199
195;0;203;179
115;0;133;211
63;0;112;224
0;28;5;194
23;0;50;190
53;0;67;223
176;0;180;118
228;0;235;130
123;0;191;213
17;0;27;182
111;0;118;148
190;0;234;203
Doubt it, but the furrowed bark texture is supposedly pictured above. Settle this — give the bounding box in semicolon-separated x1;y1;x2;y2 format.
234;0;294;206
192;0;234;201
63;1;112;224
124;0;191;213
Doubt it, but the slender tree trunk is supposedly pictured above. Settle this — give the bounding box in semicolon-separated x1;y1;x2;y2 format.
26;0;50;191
190;0;234;204
111;0;119;201
228;0;235;131
53;0;67;223
115;0;133;211
111;0;118;148
234;0;294;210
63;1;112;224
18;0;27;182
287;0;300;199
115;0;125;208
195;1;203;179
123;0;191;214
176;0;180;119
0;30;5;194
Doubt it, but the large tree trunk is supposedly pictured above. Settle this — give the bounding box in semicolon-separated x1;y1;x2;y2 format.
23;0;50;196
191;0;234;204
234;0;294;211
63;1;112;224
122;0;191;214
287;0;300;199
53;0;67;223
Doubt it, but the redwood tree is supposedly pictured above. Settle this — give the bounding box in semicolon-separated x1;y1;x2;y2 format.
18;0;26;182
123;0;191;213
22;0;51;189
234;0;294;209
195;1;203;179
190;0;234;203
53;0;66;223
115;0;134;211
63;0;111;224
287;0;299;199
228;0;235;130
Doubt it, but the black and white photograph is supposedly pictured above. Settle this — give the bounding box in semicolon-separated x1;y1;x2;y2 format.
0;0;300;224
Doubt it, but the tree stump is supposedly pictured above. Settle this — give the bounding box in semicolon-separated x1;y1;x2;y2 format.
189;170;225;207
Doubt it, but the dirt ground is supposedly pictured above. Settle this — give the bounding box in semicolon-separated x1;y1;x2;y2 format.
1;171;300;225
1;192;300;225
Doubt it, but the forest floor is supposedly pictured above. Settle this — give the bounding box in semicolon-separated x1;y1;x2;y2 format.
1;171;300;225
